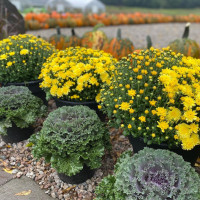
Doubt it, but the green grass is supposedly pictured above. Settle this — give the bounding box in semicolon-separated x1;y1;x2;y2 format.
106;6;200;16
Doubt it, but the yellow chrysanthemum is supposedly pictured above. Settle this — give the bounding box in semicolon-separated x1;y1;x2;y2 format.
120;102;130;111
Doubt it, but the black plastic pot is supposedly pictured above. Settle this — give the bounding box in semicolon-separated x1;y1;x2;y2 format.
57;165;95;184
1;122;34;144
1;80;47;105
128;134;200;166
54;98;106;122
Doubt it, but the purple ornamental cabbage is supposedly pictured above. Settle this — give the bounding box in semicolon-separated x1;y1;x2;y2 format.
115;148;200;200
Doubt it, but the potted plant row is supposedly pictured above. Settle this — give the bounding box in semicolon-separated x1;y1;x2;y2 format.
29;105;110;184
99;47;200;166
0;34;56;104
0;85;47;143
95;148;200;200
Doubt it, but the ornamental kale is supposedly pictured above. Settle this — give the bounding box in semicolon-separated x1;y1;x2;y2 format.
95;148;200;200
0;86;47;135
29;105;110;176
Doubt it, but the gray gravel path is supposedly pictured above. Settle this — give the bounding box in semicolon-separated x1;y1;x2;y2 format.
27;23;200;49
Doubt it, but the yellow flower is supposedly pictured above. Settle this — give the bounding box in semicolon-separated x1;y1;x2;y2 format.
120;102;130;111
181;134;200;150
166;107;181;122
0;54;7;60
139;116;146;122
183;109;197;122
128;89;136;98
128;124;132;129
156;107;167;117
20;49;29;55
149;100;157;106
6;61;12;68
157;121;169;132
152;133;156;137
129;108;135;114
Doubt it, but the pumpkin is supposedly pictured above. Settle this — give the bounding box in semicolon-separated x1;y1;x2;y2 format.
81;23;108;50
64;28;81;48
168;23;200;58
102;28;134;59
49;26;65;50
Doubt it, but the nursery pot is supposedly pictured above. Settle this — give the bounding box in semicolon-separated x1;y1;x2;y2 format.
128;134;200;166
1;80;47;105
57;165;95;184
54;98;106;121
1;122;34;144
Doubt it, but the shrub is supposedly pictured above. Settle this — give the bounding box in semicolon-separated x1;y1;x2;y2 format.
29;105;110;176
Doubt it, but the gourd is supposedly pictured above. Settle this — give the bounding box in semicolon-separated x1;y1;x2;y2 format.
49;26;65;50
81;24;108;50
168;23;200;58
64;28;81;48
102;28;134;59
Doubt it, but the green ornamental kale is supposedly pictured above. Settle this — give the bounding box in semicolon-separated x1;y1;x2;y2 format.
0;86;47;135
29;105;110;176
95;148;200;200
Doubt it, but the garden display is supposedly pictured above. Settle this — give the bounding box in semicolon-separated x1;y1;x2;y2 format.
0;34;56;102
29;105;110;184
1;10;200;200
38;46;116;119
99;47;200;165
0;85;47;143
95;148;200;200
169;23;200;58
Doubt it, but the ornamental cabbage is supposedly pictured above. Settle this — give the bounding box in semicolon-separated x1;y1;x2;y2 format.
29;105;110;176
0;86;47;135
95;148;200;200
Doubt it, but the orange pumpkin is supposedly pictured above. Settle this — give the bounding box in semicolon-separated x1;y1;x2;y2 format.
64;28;81;48
49;26;65;50
102;28;134;59
81;24;108;50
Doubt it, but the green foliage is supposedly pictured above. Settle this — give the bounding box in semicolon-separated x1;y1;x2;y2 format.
95;147;200;200
29;105;110;176
0;86;47;135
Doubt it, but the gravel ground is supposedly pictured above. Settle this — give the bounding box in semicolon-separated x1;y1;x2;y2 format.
0;100;132;200
27;23;200;49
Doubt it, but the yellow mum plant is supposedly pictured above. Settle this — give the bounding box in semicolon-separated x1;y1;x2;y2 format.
39;47;117;101
99;47;200;150
0;34;56;83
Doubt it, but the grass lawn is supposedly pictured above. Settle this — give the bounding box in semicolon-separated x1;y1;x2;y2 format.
106;6;200;15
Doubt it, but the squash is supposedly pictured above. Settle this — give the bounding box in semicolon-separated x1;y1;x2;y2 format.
168;23;200;58
81;23;108;50
49;26;65;50
102;28;134;59
64;28;81;48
